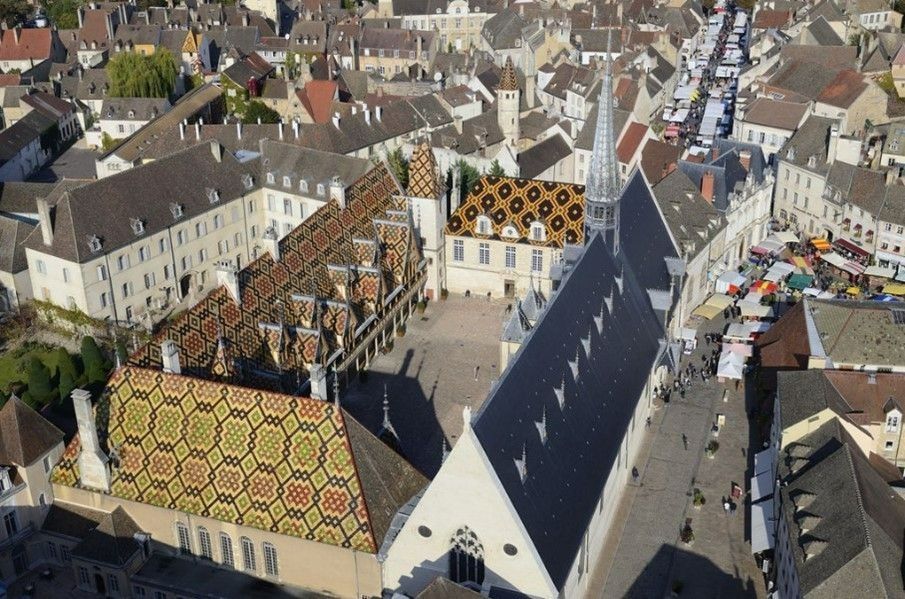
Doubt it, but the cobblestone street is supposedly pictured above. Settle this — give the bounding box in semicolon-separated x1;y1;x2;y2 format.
593;316;766;598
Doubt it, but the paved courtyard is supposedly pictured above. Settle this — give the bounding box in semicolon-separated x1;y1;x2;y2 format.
594;315;766;598
343;294;509;477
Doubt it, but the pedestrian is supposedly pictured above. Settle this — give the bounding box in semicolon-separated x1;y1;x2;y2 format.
705;334;711;346
682;433;688;450
646;416;652;429
723;499;731;513
632;466;639;483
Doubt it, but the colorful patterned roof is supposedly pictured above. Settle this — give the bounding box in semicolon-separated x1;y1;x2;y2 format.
407;142;441;199
499;56;519;91
51;367;428;551
128;163;424;391
445;176;586;248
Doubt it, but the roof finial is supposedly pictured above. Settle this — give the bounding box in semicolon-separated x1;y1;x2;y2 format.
333;366;340;409
442;438;450;463
381;384;396;437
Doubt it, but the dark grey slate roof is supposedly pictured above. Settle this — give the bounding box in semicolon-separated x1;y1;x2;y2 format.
678;138;767;212
0;214;34;273
71;506;142;567
0;181;55;217
518;134;571;179
260;140;370;189
472;184;676;588
42;502;107;540
776;370;852;428
803;16;843;46
481;9;525;50
777;114;837;176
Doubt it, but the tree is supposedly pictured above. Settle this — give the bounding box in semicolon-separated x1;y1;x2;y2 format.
454;159;481;200
115;339;129;367
81;336;108;384
387;147;409;190
107;48;177;98
54;347;81;381
241;100;280;124
23;356;56;408
0;0;29;28
488;159;505;176
44;0;81;29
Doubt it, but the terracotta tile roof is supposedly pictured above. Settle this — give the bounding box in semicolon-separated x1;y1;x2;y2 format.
128;163;423;386
445;175;585;247
297;79;337;124
752;9;791;29
499;55;518;91
755;300;810;370
816;69;868;109
52;367;427;551
407;142;441;198
639;140;682;185
616;121;648;164
0;73;20;86
0;28;52;61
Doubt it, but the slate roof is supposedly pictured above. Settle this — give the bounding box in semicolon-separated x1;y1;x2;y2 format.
764;60;842;103
740;97;808;131
100;97;170;121
651;169;725;257
481;9;525;50
0;109;58;167
0;213;34;273
777;420;905;597
777;115;837;175
0;181;55;216
779;45;857;70
678;138;768;212
128;162;423;387
776;369;851;429
802;16;843;46
68;506;142;567
0;396;64;467
473;226;671;589
53;367;428;552
261;140;370;191
517;134;571;179
41;502;108;540
445;175;586;248
575;103;630;152
23;142;255;264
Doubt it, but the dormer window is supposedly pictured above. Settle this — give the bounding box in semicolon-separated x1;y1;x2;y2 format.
502;225;518;238
128;109;135;118
317;183;325;196
807;155;816;168
130;218;145;236
476;215;492;235
170;203;184;219
266;172;275;184
282;176;291;188
207;188;220;204
530;222;546;242
299;179;308;193
87;235;103;253
242;174;253;190
888;412;900;432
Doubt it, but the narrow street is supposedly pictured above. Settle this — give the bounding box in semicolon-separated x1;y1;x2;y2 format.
592;315;765;598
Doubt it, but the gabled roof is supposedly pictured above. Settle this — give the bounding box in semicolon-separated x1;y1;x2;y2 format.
756;300;810;370
407;142;441;199
0;213;35;274
517;134;571;179
52;367;427;552
0;396;64;467
0;28;53;61
816;70;868;109
740;97;808;130
71;506;141;567
616;121;647;164
651;169;725;257
473;224;672;589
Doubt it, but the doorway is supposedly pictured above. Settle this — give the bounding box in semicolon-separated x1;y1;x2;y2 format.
179;273;192;299
94;572;106;594
504;279;515;298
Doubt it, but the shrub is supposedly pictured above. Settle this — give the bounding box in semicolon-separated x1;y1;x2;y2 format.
693;488;706;507
24;356;56;407
706;440;720;455
81;336;109;383
680;525;694;544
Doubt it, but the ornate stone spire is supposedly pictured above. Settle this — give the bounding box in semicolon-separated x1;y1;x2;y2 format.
584;28;621;252
407;142;441;199
499;56;518;91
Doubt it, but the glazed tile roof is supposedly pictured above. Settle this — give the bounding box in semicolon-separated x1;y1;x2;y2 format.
499;56;518;91
407;142;441;199
128;162;423;389
445;176;585;248
51;367;427;551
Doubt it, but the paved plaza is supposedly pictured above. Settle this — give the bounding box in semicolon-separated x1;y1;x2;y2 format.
344;294;509;477
594;315;766;598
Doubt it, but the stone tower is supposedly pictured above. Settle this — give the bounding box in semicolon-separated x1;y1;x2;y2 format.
406;142;447;299
497;56;521;150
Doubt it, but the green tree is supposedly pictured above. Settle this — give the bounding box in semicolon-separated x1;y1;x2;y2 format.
488;159;505;176
58;369;76;407
80;336;108;384
24;356;55;408
54;347;81;381
455;159;481;200
241;100;280;124
0;0;29;28
107;48;177;98
44;0;81;29
387;147;409;190
115;339;129;367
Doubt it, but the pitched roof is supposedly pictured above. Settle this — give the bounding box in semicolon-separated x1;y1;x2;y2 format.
445;175;586;247
616;121;647;164
741;97;808;130
651;169;725;257
407;142;441;199
499;56;518;91
816;70;868;109
518;134;572;179
638;139;682;185
0;396;64;466
756;300;810;369
296;79;337;124
805;299;905;368
0;28;53;61
0;213;34;273
776;369;852;428
473;226;671;589
41;502;108;540
752;9;791;29
70;506;142;567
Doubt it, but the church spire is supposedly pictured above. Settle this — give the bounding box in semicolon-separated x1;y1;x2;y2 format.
584;28;621;253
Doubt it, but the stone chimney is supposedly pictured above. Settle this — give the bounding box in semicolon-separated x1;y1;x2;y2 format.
454;115;463;134
364;106;371;125
179;121;185;140
278;120;283;140
72;389;111;492
375;105;383;121
216;260;240;303
738;150;751;172
195;120;201;140
292;119;299;139
161;339;181;374
332;112;340;128
330;176;346;208
262;226;280;261
309;363;328;400
236;121;242;140
827;124;839;164
210;140;222;162
700;171;715;203
36;198;53;246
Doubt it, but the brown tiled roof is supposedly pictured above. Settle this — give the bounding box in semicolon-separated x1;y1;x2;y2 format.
639;140;682;185
816;69;868;109
752;9;791;29
407;142;441;198
0;28;52;61
0;396;64;467
297;79;337;124
741;97;808;130
499;55;518;91
756;301;810;370
616;121;648;164
445;175;585;247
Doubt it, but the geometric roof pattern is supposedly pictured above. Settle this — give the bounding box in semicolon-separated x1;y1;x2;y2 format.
52;367;378;552
499;55;519;91
407;142;441;199
128;162;424;391
445;175;586;248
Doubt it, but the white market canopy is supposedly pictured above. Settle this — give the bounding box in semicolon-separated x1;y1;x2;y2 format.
754;448;774;476
738;300;772;319
716;271;746;294
865;265;896;279
773;231;799;244
751;499;775;553
717;349;745;380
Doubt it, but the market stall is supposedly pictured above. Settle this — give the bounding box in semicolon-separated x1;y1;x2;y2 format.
787;273;813;291
715;271;746;295
717;349;745;380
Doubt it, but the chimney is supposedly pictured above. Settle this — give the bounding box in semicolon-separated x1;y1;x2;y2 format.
364;107;371;125
711;146;719;162
262;226;280;261
72;389;111;492
77;6;84;28
454;115;463;134
179;121;185;140
701;171;715;203
292;119;299;139
216;260;240;303
236;120;242;140
738;150;751;172
195;121;201;140
12;27;19;45
332;112;340;128
36;198;53;246
375;105;383;121
278;120;284;140
827;124;839;164
887;167;897;185
309;363;328;400
416;34;423;62
210;141;223;162
330;176;346;208
161;340;181;374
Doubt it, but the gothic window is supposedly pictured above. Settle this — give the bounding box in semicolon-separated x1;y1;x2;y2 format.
449;527;485;585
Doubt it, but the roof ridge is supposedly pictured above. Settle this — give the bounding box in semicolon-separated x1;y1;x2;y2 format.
843;444;873;550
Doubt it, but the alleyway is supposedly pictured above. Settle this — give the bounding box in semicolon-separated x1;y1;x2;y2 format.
592;315;766;598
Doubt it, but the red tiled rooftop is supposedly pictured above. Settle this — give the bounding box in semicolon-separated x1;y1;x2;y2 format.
0;28;52;61
616;121;648;164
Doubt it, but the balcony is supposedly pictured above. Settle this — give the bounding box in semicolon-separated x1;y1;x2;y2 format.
0;522;35;551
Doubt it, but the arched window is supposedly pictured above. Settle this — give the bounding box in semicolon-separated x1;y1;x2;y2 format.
197;527;212;560
241;536;256;572
449;526;485;585
175;522;191;555
220;533;234;567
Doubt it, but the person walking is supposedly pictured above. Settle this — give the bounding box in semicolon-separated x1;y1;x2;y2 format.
631;466;639;483
646;416;652;429
682;433;688;450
